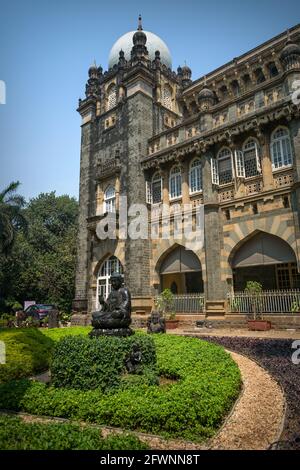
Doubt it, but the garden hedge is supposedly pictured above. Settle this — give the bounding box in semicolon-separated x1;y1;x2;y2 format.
0;330;241;442
0;327;91;383
0;329;54;384
0;414;148;450
50;334;158;391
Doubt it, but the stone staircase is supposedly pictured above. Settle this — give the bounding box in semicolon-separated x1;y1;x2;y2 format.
205;300;226;318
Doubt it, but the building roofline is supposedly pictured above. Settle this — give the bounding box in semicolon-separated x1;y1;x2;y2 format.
183;23;300;94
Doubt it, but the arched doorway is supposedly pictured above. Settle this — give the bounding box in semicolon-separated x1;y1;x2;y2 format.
159;246;203;293
231;232;300;290
96;255;123;306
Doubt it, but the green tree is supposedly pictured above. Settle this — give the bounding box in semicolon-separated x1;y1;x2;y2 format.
0;192;78;313
0;181;27;255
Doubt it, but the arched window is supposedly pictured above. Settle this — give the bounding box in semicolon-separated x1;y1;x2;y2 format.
169;165;182;199
189;158;202;194
217;148;233;185
151;172;162;204
271;127;293;170
107;84;117;110
96;256;123;305
104;186;116;213
162;85;172;110
243;139;261;178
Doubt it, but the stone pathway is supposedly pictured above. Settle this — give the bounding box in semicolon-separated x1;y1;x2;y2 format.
207;351;285;450
172;327;300;340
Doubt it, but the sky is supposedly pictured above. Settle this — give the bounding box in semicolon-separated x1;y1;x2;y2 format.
0;0;299;201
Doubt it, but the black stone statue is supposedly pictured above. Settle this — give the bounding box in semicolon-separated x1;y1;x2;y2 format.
89;272;133;337
125;345;142;373
147;311;166;334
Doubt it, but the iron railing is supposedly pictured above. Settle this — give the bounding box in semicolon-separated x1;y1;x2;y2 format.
155;294;205;314
227;289;300;314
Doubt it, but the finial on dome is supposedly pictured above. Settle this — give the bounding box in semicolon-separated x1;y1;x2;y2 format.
138;14;143;31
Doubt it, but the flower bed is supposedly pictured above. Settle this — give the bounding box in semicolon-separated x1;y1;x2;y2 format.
200;336;300;450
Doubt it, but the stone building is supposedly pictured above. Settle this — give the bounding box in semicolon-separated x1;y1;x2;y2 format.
73;18;300;319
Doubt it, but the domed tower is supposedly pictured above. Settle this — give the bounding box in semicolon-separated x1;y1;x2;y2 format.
74;18;181;317
198;86;215;112
280;35;300;71
181;64;192;88
279;31;300;100
108;17;172;69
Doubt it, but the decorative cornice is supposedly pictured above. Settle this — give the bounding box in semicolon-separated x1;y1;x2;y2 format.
141;100;300;169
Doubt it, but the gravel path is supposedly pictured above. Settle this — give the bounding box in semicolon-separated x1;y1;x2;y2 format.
208;351;284;450
199;336;300;450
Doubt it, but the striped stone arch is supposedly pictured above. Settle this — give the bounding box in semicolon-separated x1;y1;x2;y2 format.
88;241;125;312
91;239;125;281
221;214;299;281
151;239;206;286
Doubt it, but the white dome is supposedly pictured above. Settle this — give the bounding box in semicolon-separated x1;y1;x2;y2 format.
108;30;172;69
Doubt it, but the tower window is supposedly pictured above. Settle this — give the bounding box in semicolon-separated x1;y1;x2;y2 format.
271;127;293;170
162;85;173;110
169;165;182;199
217;148;233;185
243;139;261;178
151;172;162;204
104;185;116;213
107;84;117;110
189;158;202;194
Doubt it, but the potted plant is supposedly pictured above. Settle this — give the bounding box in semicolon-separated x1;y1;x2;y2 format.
245;281;271;331
155;289;179;329
291;300;300;314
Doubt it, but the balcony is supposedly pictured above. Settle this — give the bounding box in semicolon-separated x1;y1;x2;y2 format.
96;158;121;180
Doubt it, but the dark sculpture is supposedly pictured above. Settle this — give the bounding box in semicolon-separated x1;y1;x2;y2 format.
48;308;59;329
147;311;166;334
125;345;142;373
90;272;133;337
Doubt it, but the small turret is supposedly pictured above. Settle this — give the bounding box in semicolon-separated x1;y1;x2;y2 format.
280;31;300;71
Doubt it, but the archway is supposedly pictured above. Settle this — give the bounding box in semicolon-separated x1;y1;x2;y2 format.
231;232;299;290
96;255;123;307
159;246;203;294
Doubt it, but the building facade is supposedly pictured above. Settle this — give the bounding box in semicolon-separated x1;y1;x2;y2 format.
73;19;300;317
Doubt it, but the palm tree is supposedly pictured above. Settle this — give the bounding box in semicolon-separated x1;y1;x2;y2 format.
0;181;27;255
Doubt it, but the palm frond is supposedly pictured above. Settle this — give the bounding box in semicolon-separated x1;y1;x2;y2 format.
0;181;20;203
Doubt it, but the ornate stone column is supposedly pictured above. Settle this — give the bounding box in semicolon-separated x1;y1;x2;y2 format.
160;166;170;205
178;158;190;205
202;150;226;303
258;127;274;191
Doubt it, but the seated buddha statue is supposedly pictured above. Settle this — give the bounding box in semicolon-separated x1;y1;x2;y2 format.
90;272;133;336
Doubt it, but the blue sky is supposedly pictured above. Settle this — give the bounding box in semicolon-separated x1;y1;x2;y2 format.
0;0;299;201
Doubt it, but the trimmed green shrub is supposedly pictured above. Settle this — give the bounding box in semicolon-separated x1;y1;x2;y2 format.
42;326;92;341
0;334;241;442
0;327;91;384
0;329;54;384
0;414;149;450
50;334;157;392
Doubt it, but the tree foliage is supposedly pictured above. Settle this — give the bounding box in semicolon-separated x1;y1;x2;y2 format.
0;192;78;312
0;181;27;256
